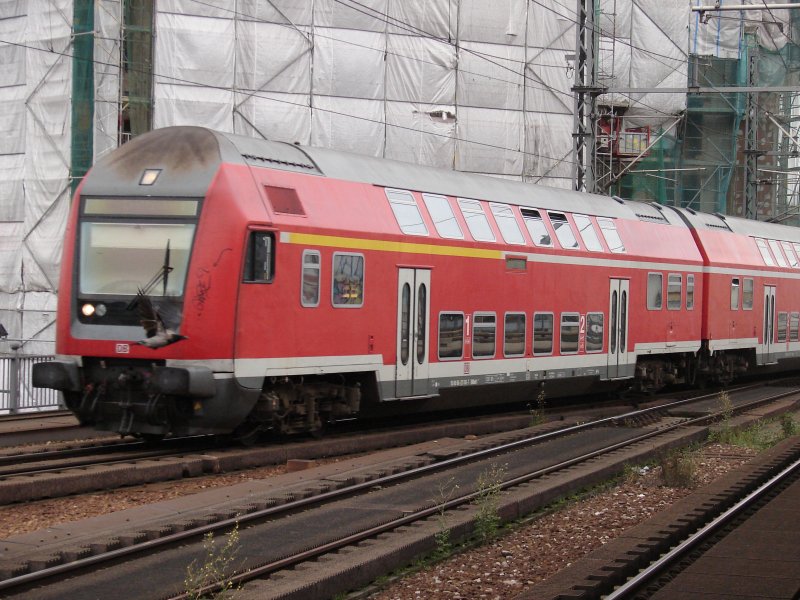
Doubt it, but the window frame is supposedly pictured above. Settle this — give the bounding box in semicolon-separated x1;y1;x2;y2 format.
503;312;526;358
533;312;554;356
742;278;754;310
422;193;464;239
755;238;776;267
731;277;740;310
386;188;428;237
597;217;625;253
667;273;682;310
520;208;553;248
331;252;365;308
768;239;789;267
777;311;788;342
489;203;526;245
585;312;604;353
457;198;495;242
300;249;321;307
438;312;465;361
573;214;604;252
472;312;497;359
243;230;275;284
548;212;580;250
559;312;580;355
781;241;799;268
647;272;663;310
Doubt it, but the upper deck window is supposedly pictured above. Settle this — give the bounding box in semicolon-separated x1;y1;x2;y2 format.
520;209;553;247
755;238;776;266
573;214;603;252
457;199;495;242
768;240;789;267
489;203;525;245
548;212;579;249
422;194;463;239
386;189;428;236
597;217;625;253
781;242;799;268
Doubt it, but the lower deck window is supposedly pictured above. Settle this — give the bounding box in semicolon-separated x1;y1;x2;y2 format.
777;312;788;342
301;250;320;306
791;312;799;342
504;313;525;357
560;313;580;354
586;312;603;352
533;313;553;355
438;313;464;359
647;273;662;310
473;313;496;358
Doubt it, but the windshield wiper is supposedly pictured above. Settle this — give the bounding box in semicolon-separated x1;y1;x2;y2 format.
126;241;173;309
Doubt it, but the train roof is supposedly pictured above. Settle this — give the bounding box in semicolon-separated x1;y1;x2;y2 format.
670;207;800;243
218;129;689;226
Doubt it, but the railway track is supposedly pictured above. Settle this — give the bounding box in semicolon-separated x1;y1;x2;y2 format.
605;453;800;599
0;382;796;599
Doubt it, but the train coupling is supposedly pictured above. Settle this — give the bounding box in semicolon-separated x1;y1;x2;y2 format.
32;360;81;392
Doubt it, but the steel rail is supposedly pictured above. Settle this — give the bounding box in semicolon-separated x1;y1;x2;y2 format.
606;455;800;599
0;382;794;595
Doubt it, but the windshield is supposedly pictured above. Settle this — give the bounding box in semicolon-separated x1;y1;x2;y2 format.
79;221;195;296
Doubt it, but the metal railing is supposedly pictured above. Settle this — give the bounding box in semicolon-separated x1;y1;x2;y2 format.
0;355;62;414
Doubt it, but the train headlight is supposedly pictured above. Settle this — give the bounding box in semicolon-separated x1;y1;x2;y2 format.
81;303;107;318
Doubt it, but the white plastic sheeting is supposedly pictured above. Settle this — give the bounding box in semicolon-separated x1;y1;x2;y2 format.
690;0;796;58
152;0;581;187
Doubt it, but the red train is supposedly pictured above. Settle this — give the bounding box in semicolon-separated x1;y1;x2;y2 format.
32;126;800;439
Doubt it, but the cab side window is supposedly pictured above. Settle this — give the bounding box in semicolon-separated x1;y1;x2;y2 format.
243;231;274;283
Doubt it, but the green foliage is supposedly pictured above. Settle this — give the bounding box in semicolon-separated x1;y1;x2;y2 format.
474;463;506;543
529;389;547;426
432;477;459;560
781;413;798;438
659;449;697;488
184;523;242;600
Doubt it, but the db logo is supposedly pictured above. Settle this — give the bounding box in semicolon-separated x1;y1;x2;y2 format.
115;343;130;354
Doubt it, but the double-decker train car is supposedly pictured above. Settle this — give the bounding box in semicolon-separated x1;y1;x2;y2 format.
31;126;800;439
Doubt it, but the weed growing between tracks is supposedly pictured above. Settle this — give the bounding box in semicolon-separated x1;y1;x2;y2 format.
433;477;459;560
528;389;547;427
474;463;507;543
184;522;242;600
659;449;698;488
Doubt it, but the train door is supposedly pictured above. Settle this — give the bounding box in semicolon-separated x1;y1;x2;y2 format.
608;278;630;378
763;285;776;364
396;268;431;397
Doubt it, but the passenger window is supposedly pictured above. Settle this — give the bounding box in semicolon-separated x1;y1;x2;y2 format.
504;313;526;357
548;212;579;249
586;312;603;353
793;243;800;264
686;274;695;310
560;313;580;354
533;313;554;355
243;231;274;283
573;215;603;252
386;188;428;236
473;313;496;358
597;217;625;253
647;273;662;310
332;253;364;307
301;250;320;307
490;203;525;245
755;238;776;266
438;313;464;359
731;278;740;310
457;198;495;242
742;278;754;310
520;208;553;247
791;312;799;341
768;240;789;267
422;194;463;239
777;312;788;342
781;242;799;268
667;274;682;310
